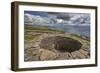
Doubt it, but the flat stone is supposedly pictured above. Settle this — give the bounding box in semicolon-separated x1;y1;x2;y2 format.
79;49;89;56
57;53;69;59
32;48;41;55
74;51;86;59
71;52;78;59
40;50;57;60
82;48;90;52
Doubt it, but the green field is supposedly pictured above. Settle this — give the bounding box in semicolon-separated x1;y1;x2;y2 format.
25;24;64;33
24;24;65;41
24;34;41;41
24;24;89;41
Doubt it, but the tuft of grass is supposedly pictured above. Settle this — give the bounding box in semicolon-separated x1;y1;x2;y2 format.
24;34;41;41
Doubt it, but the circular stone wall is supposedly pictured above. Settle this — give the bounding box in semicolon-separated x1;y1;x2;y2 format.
39;36;82;53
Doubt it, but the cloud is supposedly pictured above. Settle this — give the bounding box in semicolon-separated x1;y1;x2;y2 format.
24;12;90;26
24;13;33;23
47;12;90;25
24;13;55;24
71;14;90;25
48;12;72;20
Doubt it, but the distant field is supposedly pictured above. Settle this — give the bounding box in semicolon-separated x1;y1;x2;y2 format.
24;24;65;41
24;24;65;33
24;24;89;41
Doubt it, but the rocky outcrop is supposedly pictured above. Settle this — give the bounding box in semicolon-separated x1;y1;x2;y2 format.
24;32;90;61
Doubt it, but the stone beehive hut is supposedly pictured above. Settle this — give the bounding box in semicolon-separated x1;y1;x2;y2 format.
39;36;82;53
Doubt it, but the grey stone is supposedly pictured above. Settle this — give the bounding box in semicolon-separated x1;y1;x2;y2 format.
40;50;57;60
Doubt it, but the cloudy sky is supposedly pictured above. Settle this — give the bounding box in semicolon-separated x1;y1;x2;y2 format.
24;11;90;26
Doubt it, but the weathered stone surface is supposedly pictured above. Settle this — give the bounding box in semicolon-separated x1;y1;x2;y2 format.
24;48;40;61
79;49;89;56
24;31;90;61
67;52;73;59
71;52;78;59
57;53;69;59
32;48;41;55
74;51;86;59
40;50;57;60
82;48;90;52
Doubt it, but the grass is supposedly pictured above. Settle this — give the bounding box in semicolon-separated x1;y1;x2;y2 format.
24;24;64;41
24;24;90;41
24;34;41;41
25;24;64;33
